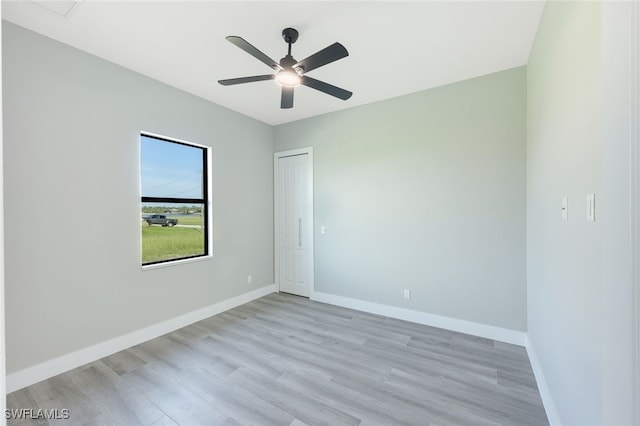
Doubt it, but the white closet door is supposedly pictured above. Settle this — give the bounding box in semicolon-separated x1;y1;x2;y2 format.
277;153;311;297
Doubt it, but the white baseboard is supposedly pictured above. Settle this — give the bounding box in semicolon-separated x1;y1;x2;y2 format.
525;336;562;426
6;284;276;393
311;291;527;346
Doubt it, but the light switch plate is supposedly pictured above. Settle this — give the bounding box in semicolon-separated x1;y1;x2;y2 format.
587;194;596;221
562;197;568;221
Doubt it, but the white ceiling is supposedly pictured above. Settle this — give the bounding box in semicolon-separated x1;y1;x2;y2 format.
2;1;545;126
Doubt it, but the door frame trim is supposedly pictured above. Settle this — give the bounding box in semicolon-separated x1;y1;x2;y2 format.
274;147;314;297
632;1;640;421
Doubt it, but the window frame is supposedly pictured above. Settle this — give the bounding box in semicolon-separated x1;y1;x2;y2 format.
140;131;212;268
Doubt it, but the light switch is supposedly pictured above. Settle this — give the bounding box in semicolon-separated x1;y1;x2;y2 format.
320;226;326;234
587;194;596;221
562;197;568;221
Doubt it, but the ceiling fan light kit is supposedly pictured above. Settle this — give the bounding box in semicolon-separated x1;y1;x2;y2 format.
275;70;301;87
218;27;352;109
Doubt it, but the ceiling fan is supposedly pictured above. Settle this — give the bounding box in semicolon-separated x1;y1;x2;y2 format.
218;28;353;109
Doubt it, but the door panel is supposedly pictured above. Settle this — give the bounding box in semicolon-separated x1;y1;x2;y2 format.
277;153;311;297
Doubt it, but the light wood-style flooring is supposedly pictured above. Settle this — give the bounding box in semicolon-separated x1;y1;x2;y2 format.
7;293;549;425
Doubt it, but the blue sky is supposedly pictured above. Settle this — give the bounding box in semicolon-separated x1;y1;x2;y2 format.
141;135;203;199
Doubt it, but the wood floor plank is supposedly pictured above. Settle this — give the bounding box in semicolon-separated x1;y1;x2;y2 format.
101;349;147;376
276;369;416;425
362;336;500;386
227;367;361;426
6;388;50;426
212;317;392;382
26;372;103;425
122;363;231;425
7;293;549;425
150;415;178;426
407;336;534;377
330;366;494;425
386;367;547;425
197;335;285;379
68;361;165;425
176;367;295;426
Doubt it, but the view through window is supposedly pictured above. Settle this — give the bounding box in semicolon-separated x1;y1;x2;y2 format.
140;133;210;265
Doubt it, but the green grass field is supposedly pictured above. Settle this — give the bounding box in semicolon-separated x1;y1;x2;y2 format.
141;225;204;264
165;215;203;226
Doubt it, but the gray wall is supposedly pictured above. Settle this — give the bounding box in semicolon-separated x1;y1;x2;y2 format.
526;2;602;425
2;22;275;374
275;67;527;331
600;3;638;424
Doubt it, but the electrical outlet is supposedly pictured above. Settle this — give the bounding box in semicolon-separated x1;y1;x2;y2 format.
403;289;411;299
247;275;252;284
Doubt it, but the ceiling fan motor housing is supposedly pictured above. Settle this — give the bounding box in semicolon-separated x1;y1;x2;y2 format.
280;55;298;68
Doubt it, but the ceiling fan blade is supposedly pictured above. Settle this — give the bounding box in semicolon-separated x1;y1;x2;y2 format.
281;86;294;109
218;74;275;86
300;76;352;100
294;42;348;73
226;36;283;71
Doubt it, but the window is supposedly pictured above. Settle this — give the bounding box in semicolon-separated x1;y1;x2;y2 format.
140;133;210;266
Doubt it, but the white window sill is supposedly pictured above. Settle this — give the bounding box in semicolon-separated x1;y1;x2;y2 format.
142;254;213;271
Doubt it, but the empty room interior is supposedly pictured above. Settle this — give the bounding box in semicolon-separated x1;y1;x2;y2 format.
0;1;638;425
